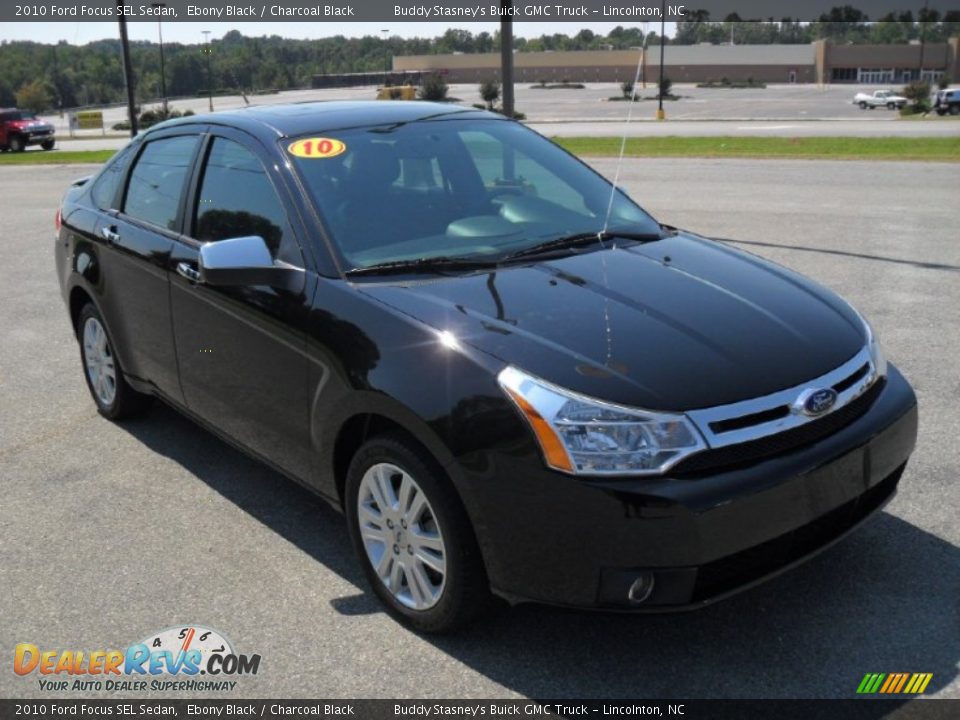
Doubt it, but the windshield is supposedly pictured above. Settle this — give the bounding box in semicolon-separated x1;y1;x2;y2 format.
4;111;39;121
289;117;661;269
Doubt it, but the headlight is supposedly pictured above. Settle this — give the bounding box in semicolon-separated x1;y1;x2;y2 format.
498;366;707;476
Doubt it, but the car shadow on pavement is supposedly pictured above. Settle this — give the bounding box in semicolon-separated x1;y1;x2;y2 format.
721;237;960;273
122;402;959;704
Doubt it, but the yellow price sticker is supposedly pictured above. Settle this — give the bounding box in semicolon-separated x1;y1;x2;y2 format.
287;137;346;159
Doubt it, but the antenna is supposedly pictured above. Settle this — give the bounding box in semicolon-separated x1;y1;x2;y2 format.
600;48;645;236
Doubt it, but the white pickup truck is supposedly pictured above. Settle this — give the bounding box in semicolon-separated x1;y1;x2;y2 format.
853;90;908;110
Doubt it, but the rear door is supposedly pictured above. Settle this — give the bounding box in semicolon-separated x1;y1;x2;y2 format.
97;130;203;401
169;128;314;479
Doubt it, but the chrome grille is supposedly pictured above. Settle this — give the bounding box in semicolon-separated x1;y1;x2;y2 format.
686;346;881;451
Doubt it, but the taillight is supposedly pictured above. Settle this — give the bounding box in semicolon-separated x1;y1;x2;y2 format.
55;208;62;232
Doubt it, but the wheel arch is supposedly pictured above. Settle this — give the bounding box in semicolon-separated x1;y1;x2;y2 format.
68;285;96;336
331;410;457;512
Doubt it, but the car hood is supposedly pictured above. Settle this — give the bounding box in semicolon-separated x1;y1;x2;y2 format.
357;233;866;411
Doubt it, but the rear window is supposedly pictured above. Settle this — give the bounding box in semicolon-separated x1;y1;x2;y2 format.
91;144;135;211
123;135;199;231
1;111;38;121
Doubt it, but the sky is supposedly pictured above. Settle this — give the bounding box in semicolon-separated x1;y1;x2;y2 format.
0;21;676;46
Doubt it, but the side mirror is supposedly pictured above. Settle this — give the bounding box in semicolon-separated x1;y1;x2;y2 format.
199;236;304;293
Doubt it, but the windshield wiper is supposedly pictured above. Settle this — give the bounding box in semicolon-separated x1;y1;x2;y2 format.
502;229;663;261
345;255;499;277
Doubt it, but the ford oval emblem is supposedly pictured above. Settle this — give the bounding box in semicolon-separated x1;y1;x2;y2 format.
796;388;838;417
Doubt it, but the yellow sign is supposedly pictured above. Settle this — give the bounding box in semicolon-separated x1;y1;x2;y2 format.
287;137;346;159
74;111;103;130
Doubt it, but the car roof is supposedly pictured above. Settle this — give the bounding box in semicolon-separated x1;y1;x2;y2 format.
150;101;496;141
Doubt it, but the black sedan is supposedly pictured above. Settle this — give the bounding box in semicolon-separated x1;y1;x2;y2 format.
55;102;917;632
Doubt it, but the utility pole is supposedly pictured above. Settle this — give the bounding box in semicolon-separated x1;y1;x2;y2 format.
500;0;514;118
117;1;138;137
202;30;213;112
656;0;666;120
152;3;168;115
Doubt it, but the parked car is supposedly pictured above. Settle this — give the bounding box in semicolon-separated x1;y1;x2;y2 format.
0;108;55;151
933;87;960;115
55;102;918;632
852;90;908;110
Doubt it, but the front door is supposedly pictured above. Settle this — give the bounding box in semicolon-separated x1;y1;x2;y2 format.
169;130;315;480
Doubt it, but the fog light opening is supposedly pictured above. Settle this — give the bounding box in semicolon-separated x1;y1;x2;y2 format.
627;573;655;604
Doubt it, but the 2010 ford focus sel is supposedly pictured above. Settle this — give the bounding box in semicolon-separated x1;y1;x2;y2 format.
55;103;917;632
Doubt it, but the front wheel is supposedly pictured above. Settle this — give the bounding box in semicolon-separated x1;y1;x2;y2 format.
77;304;152;420
345;433;491;633
951;105;960;116
859;101;868;109
887;102;896;109
41;139;55;151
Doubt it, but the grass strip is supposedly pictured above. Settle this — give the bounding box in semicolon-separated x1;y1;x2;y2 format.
552;136;960;162
0;150;116;166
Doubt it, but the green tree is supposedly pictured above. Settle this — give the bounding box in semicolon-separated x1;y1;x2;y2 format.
902;80;932;111
479;79;500;109
658;76;673;98
15;80;53;113
418;74;448;101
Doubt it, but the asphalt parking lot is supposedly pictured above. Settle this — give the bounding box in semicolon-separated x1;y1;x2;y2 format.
1;159;958;701
42;83;960;154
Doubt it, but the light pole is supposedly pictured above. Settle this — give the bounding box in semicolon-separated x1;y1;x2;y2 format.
152;2;168;115
918;0;929;83
202;30;213;112
500;1;515;119
656;0;666;120
641;22;648;88
116;0;137;137
381;29;390;84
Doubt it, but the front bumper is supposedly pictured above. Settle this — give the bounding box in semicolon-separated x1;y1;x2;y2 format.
458;364;917;609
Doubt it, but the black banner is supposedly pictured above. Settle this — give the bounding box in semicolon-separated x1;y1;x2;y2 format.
2;700;960;720
2;0;958;24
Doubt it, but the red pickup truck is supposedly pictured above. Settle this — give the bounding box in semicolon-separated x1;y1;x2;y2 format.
0;109;56;152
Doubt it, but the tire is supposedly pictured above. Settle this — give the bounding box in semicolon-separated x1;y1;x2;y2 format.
345;432;491;633
77;303;152;420
9;135;25;152
887;102;896;110
858;101;868;109
951;105;960;116
41;139;55;151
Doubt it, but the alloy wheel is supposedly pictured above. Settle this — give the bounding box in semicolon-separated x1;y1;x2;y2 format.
83;317;117;407
356;462;447;610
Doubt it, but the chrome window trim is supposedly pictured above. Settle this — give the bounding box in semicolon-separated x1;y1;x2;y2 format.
686;346;880;450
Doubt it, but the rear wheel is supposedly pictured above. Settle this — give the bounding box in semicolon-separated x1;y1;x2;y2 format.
345;433;491;633
77;303;152;420
9;135;25;152
951;105;960;116
887;102;896;109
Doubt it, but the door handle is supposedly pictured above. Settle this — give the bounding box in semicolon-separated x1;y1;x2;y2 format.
176;262;201;283
100;226;120;244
